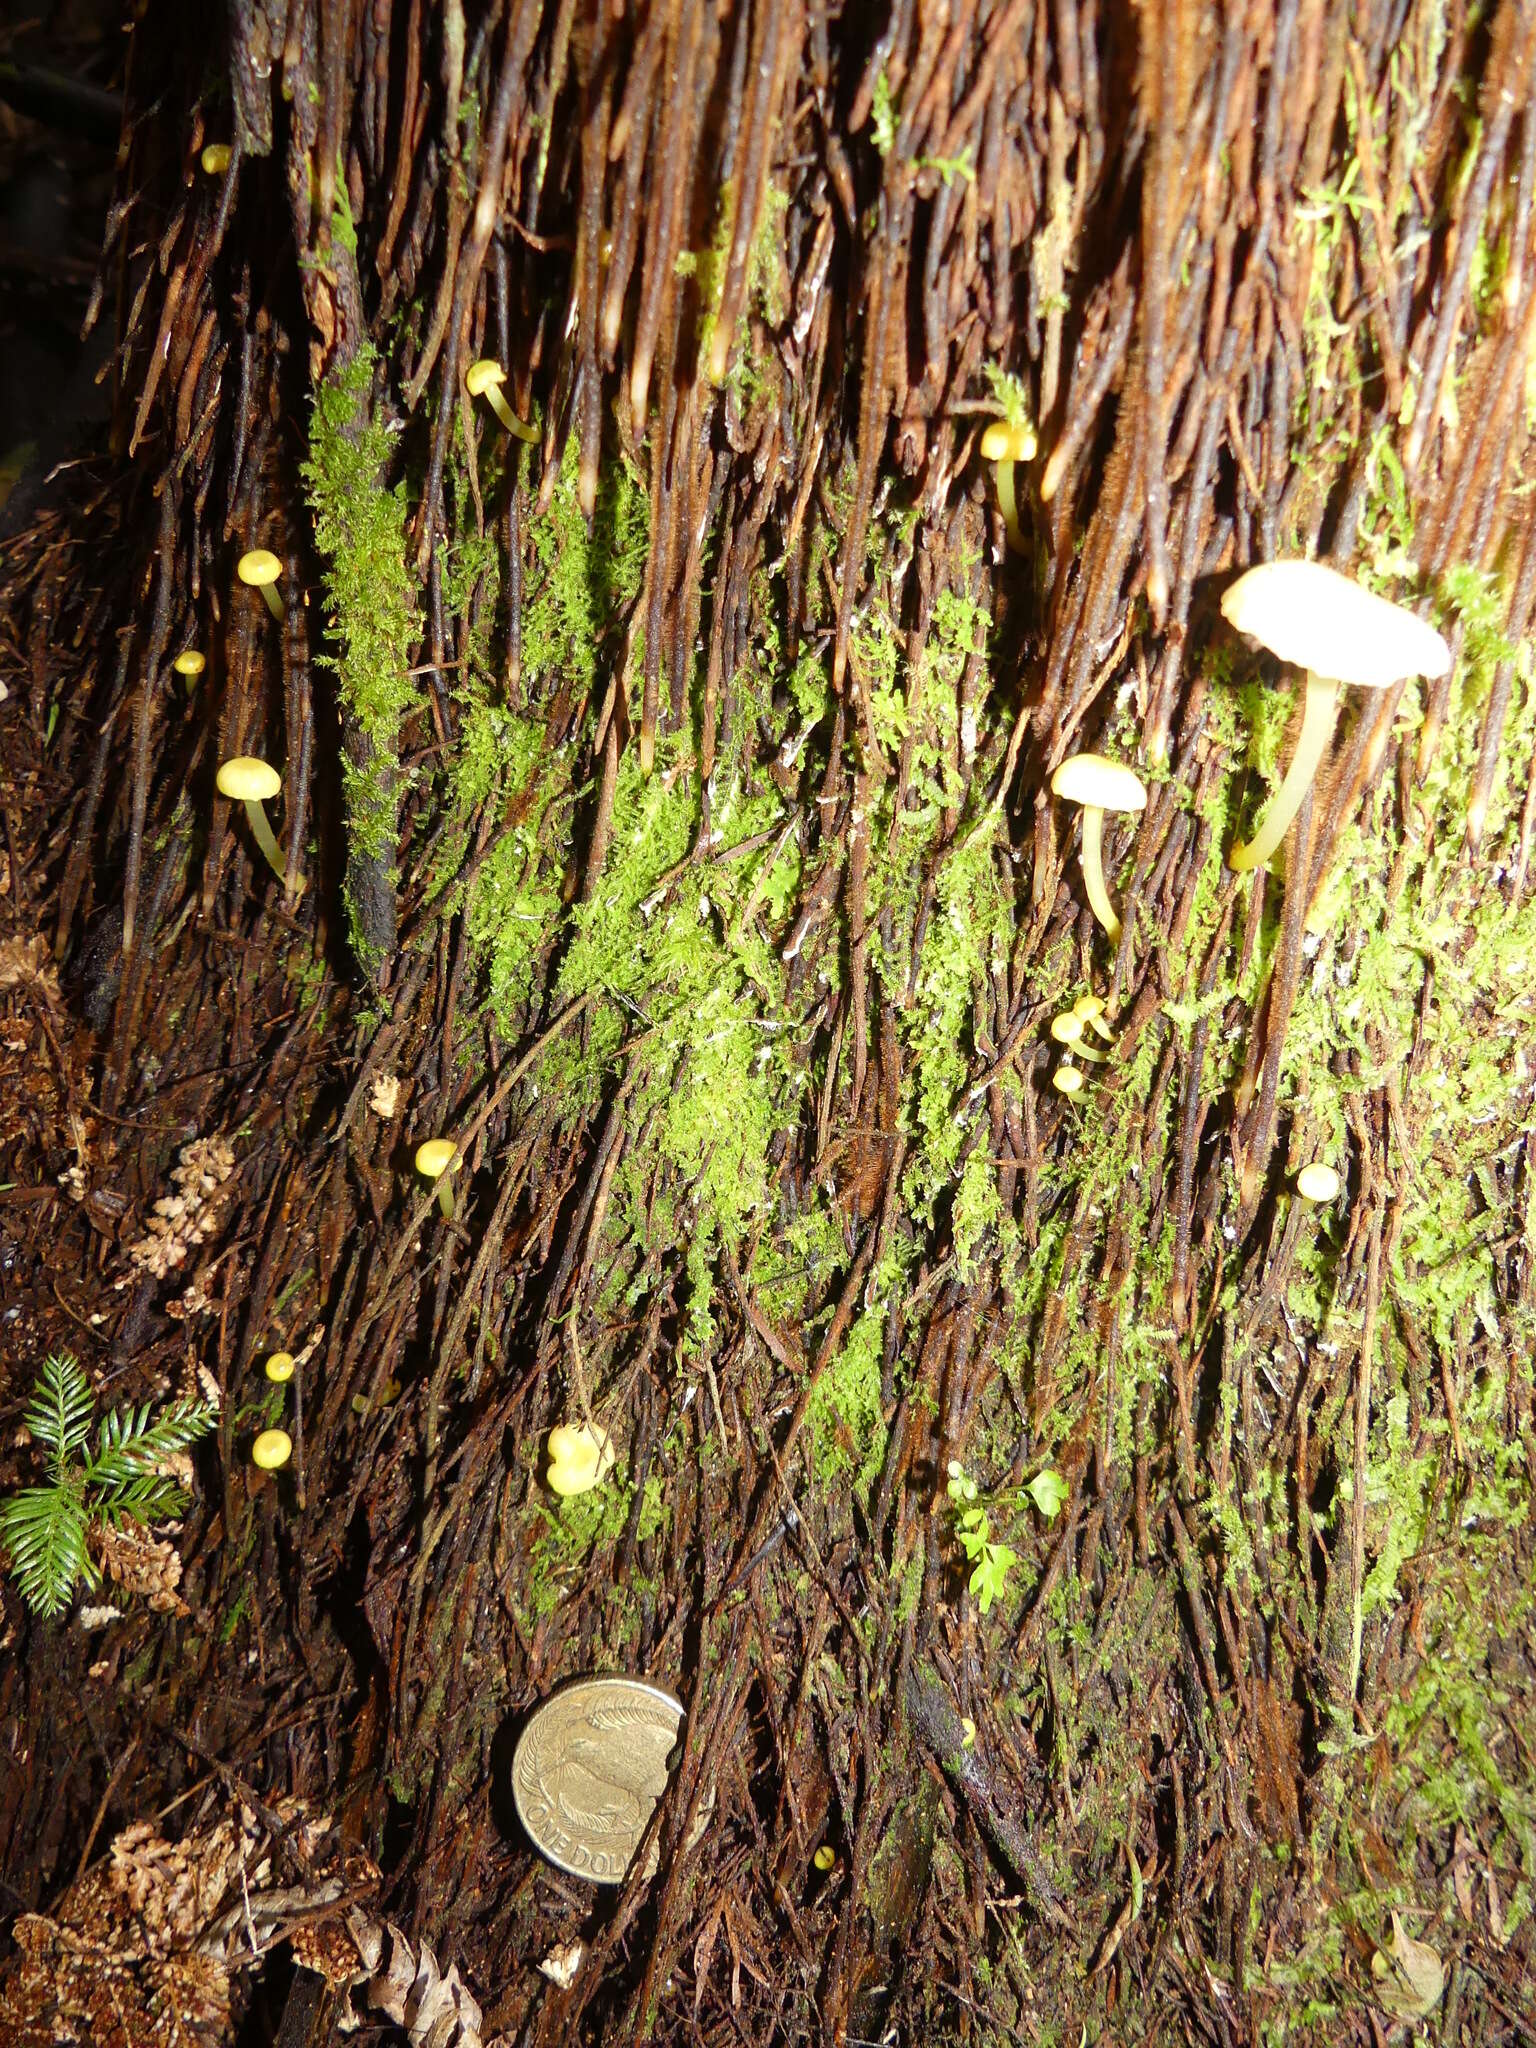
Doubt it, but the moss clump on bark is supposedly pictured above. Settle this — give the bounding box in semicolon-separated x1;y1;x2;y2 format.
302;346;418;980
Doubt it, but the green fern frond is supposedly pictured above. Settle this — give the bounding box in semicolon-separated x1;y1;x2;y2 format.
97;1475;190;1527
2;1358;215;1619
0;1483;92;1619
88;1399;216;1493
22;1354;96;1479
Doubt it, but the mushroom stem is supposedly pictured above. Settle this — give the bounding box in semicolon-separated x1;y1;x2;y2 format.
485;383;538;442
1075;995;1116;1042
1078;806;1122;940
993;460;1027;553
1229;672;1339;873
242;797;287;882
434;1176;455;1221
256;583;284;623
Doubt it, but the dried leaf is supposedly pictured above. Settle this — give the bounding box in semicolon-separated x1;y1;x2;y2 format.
1370;1912;1444;2020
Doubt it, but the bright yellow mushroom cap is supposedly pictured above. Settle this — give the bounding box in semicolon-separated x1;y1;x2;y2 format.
200;143;231;175
1050;753;1148;813
252;1428;292;1471
237;549;283;588
980;420;1037;462
547;1422;616;1497
415;1137;457;1180
1220;560;1450;690
813;1845;836;1871
1296;1162;1342;1203
1049;1012;1084;1045
264;1352;295;1383
1052;1065;1084;1096
216;756;282;802
465;358;507;397
172;649;206;677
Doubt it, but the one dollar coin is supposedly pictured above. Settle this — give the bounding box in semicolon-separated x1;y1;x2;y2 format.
511;1675;684;1884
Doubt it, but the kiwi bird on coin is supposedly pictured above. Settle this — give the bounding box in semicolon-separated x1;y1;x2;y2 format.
554;1709;676;1833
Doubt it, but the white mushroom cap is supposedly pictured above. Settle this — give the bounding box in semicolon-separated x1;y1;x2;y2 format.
1220;560;1450;690
216;757;281;802
1050;753;1148;812
237;548;283;588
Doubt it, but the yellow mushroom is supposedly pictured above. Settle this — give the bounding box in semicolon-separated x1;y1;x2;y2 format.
1073;993;1115;1043
173;649;205;682
1221;560;1450;873
237;548;285;622
813;1844;836;1872
1051;1063;1084;1096
465;358;539;442
546;1422;616;1497
1049;754;1148;941
264;1351;295;1384
1295;1162;1342;1204
215;756;299;889
414;1137;459;1219
200;143;231;176
252;1428;292;1471
1049;1011;1107;1062
980;418;1037;555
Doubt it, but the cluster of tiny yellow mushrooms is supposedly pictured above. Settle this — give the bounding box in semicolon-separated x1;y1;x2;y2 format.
252;1347;295;1473
210;426;1442;1476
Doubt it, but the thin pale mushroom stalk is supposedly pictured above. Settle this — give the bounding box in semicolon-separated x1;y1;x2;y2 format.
1050;754;1148;942
1227;670;1340;873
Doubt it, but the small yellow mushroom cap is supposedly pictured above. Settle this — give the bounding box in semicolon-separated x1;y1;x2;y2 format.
237;548;283;589
414;1137;457;1180
252;1428;292;1471
216;756;282;802
1049;1012;1084;1045
1075;993;1106;1023
200;143;231;175
1296;1162;1342;1203
1050;752;1148;813
264;1352;295;1383
981;420;1037;462
172;649;206;677
813;1845;836;1871
1220;560;1450;690
1052;1064;1084;1096
547;1422;616;1497
465;358;507;398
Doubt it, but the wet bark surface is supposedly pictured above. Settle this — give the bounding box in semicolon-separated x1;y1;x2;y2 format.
2;2;1535;2043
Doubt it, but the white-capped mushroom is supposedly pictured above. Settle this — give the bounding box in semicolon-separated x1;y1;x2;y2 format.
1220;560;1450;873
1050;753;1148;941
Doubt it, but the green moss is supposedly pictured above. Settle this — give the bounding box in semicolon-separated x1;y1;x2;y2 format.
521;1469;667;1625
302;345;418;968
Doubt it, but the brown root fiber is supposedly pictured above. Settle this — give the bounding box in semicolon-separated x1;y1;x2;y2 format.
1;3;1534;2045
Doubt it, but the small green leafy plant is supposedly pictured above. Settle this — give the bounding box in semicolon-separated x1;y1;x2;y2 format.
1026;1467;1069;1520
945;1461;1019;1615
0;1356;215;1620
